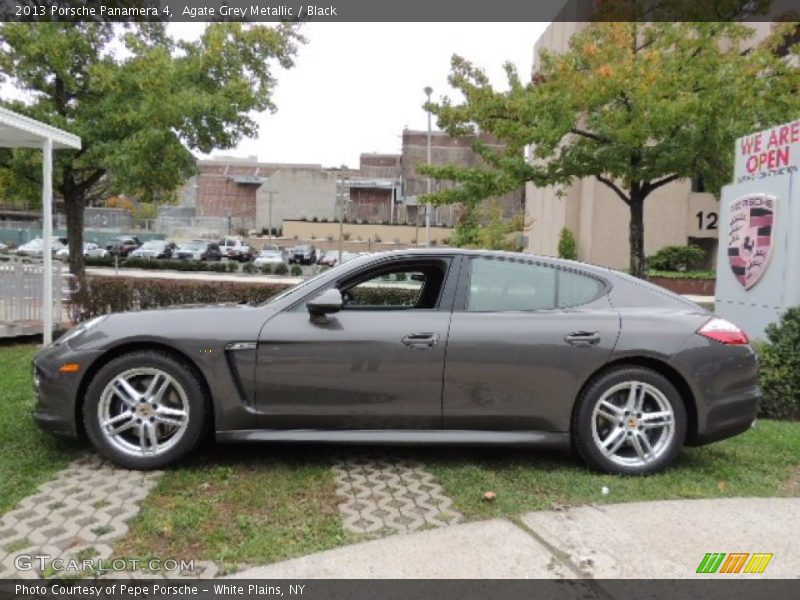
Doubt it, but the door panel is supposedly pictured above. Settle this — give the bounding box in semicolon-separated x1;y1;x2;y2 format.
255;310;450;429
442;309;619;431
443;256;619;432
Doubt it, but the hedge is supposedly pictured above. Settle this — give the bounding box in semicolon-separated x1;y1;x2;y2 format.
72;276;292;318
71;277;421;318
86;256;238;273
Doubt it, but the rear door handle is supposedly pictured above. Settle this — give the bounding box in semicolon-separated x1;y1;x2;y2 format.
564;331;602;346
401;332;440;349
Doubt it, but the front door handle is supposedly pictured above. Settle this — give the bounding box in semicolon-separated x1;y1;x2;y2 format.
401;332;440;349
564;331;602;346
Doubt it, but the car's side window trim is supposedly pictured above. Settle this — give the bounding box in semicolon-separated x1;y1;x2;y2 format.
456;256;610;313
282;255;458;313
337;258;452;311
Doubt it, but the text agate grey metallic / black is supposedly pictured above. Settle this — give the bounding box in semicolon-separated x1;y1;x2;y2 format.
33;249;760;474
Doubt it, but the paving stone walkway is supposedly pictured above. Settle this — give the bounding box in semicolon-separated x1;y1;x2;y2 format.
0;454;217;579
332;451;463;535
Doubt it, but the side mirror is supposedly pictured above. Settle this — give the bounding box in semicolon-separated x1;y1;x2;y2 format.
307;288;343;317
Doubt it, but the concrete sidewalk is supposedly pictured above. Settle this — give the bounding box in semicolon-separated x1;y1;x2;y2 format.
230;497;798;579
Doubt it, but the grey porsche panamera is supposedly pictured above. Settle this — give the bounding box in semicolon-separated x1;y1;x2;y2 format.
33;249;759;474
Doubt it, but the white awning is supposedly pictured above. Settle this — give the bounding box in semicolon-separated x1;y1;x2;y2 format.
0;105;81;344
0;105;81;150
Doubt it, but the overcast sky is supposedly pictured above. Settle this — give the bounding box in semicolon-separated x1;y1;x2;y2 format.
172;22;549;168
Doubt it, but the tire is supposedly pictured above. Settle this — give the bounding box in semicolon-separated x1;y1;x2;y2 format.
83;350;210;470
572;366;687;475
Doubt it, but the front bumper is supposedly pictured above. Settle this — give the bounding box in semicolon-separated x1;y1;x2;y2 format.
32;342;100;439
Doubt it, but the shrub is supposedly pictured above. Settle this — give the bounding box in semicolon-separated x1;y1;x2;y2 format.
647;245;706;272
757;307;800;420
274;263;289;275
225;261;238;272
86;256;115;267
343;232;351;241
290;264;303;276
242;262;257;274
373;234;382;243
71;276;291;318
557;228;578;260
259;263;273;274
206;262;228;272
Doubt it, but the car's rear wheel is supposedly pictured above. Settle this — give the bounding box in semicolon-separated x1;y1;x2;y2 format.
572;366;687;475
83;351;209;470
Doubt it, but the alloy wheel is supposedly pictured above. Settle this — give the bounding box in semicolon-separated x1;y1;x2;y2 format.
590;380;676;468
97;367;190;458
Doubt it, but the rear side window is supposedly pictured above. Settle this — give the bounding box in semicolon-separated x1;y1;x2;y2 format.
557;269;604;308
466;258;603;312
467;259;557;311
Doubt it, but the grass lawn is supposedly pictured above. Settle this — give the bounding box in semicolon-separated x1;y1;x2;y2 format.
113;445;348;573
425;420;800;520
0;342;82;515
2;343;798;571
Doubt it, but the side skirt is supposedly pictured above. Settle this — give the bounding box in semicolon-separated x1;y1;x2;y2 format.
215;429;571;449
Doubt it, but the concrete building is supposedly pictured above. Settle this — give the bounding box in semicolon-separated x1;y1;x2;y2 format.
194;156;318;232
525;21;779;270
402;129;525;226
255;166;343;234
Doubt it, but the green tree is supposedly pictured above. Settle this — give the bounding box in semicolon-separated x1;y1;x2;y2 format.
0;22;302;275
422;22;799;277
557;228;578;260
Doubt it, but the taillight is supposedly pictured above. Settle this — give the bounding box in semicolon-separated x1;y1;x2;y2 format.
697;318;749;345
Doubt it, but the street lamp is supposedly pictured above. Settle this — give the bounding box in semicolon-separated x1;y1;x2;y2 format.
424;86;433;247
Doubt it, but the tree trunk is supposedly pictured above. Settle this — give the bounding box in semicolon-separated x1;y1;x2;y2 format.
64;192;86;277
628;194;646;278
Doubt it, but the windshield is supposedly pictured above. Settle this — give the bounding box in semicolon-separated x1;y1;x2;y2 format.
295;246;310;252
141;241;163;249
182;242;205;251
260;249;281;256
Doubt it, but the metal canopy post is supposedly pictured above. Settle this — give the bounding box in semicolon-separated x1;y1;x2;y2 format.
42;137;53;344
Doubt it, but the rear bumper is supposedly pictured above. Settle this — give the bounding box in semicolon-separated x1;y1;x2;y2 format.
670;337;761;446
688;385;760;446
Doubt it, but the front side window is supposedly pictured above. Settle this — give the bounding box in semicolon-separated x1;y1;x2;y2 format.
340;261;448;310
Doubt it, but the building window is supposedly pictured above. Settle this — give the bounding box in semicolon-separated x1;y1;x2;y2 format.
691;175;706;193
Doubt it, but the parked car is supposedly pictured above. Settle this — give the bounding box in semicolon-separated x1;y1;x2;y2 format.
288;244;317;265
56;242;102;261
33;249;759;474
0;242;8;253
16;237;66;257
105;236;141;257
219;238;254;262
130;240;177;259
175;240;222;261
253;245;286;269
317;250;339;267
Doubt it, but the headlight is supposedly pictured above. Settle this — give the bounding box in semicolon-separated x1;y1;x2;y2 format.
56;315;107;346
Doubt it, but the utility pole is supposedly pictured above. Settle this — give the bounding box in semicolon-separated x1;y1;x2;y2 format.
263;190;277;239
338;176;348;264
424;86;433;247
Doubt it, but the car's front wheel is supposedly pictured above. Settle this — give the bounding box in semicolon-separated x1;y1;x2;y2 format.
572;366;687;475
83;351;209;470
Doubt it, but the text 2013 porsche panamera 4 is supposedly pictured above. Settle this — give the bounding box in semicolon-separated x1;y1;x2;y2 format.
33;249;760;474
